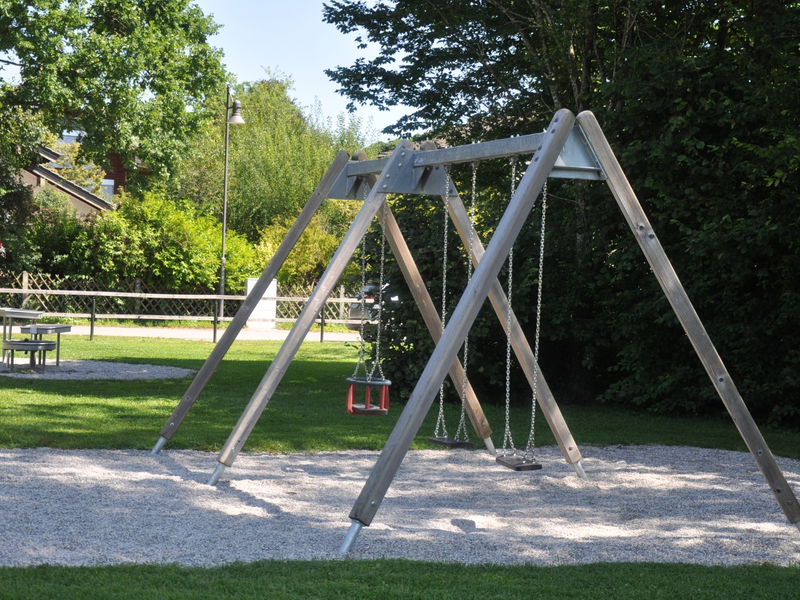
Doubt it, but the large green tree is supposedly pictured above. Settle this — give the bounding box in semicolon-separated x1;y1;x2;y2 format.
324;1;800;428
0;0;225;181
173;76;372;288
175;77;371;242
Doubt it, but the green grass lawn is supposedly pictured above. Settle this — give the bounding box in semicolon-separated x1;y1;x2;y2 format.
1;561;798;600
0;335;796;458
1;334;798;599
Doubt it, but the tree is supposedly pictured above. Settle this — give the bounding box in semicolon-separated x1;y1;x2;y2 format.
27;188;83;274
175;76;371;242
0;106;46;261
173;75;370;287
10;189;256;293
66;192;256;291
254;211;356;287
323;0;633;140
0;0;225;182
324;1;800;427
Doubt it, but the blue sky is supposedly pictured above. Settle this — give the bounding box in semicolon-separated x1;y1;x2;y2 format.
194;0;407;141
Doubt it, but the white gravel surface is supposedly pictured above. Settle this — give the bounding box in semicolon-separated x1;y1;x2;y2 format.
2;445;799;567
0;360;195;380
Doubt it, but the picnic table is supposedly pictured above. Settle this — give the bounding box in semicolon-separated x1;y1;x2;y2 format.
19;324;72;366
3;338;56;371
0;309;71;371
0;308;43;341
0;308;43;362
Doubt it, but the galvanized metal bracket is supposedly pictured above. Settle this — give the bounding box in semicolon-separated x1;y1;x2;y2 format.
326;125;605;200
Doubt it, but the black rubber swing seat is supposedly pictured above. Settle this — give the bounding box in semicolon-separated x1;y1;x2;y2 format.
351;404;389;416
496;453;542;471
428;436;474;449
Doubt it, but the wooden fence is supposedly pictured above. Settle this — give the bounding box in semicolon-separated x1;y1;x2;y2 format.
0;271;359;330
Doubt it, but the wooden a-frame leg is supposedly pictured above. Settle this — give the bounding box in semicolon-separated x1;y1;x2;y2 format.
446;191;585;473
381;204;494;446
340;110;575;553
576;110;800;527
207;141;413;485
151;151;352;455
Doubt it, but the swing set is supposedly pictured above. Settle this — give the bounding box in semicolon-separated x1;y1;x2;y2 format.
149;109;800;554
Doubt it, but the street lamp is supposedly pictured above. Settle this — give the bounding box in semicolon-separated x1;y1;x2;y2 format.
220;85;244;323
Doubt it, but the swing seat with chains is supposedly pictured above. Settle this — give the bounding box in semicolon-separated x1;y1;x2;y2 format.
496;169;548;472
428;164;476;450
346;376;391;416
346;200;391;416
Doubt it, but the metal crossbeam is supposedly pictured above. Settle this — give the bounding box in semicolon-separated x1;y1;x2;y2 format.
327;126;604;200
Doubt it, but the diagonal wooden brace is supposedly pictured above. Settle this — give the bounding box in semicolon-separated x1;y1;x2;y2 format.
347;109;575;529
577;110;800;527
152;151;351;452
381;204;493;442
211;141;413;477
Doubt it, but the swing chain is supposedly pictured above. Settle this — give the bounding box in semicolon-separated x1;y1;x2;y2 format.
501;157;518;455
525;180;547;460
454;162;480;443
352;180;370;380
352;178;388;383
368;200;388;381
434;166;452;440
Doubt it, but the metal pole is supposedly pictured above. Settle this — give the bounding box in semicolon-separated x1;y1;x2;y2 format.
338;521;363;555
219;85;231;324
90;296;96;341
212;300;218;343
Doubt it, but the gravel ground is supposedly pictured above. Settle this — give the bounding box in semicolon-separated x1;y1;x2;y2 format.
2;445;799;567
0;360;195;380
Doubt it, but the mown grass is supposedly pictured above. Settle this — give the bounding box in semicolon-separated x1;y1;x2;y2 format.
40;316;219;329
0;335;797;458
1;561;798;600
1;334;798;599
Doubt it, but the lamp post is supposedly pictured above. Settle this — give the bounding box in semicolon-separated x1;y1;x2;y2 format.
219;85;245;325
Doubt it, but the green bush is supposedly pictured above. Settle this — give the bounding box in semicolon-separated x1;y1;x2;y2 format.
255;206;359;287
13;190;257;293
69;192;257;291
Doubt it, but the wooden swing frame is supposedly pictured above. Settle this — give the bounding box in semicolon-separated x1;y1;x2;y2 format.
150;109;800;553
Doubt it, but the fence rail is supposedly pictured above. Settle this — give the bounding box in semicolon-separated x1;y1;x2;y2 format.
0;271;362;341
0;287;358;324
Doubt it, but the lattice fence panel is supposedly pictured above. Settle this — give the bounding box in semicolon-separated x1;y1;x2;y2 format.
1;272;355;322
3;272;236;318
0;271;24;308
277;282;358;322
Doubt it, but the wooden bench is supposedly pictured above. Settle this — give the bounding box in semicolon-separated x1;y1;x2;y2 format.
3;339;57;372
